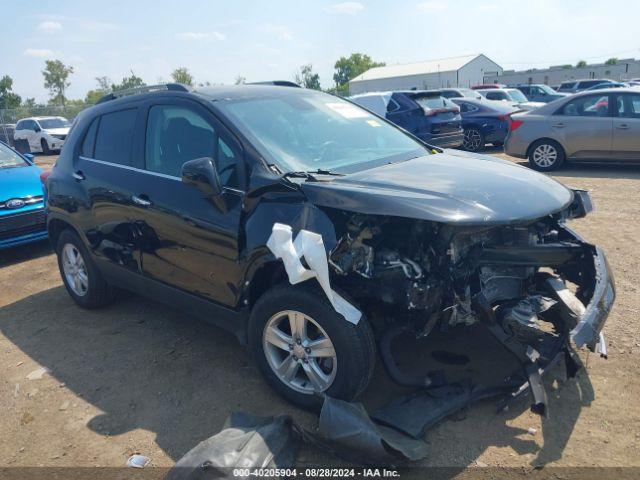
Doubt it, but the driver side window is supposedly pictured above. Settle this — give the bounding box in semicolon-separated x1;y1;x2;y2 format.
145;105;239;188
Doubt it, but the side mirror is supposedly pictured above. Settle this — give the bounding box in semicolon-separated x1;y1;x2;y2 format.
34;126;41;132
23;153;34;162
181;157;226;211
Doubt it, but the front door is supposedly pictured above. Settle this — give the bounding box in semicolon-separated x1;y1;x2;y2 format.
550;93;613;160
612;92;640;161
132;99;245;307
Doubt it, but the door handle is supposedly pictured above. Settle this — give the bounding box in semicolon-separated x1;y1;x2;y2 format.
72;170;85;181
551;123;565;128
616;124;630;129
132;195;152;207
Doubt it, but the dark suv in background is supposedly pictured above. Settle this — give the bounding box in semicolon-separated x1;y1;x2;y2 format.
348;90;463;148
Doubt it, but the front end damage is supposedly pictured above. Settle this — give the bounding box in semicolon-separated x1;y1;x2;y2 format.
324;191;615;415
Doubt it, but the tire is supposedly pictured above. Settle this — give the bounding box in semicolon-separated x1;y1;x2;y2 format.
528;139;566;171
462;128;485;152
56;229;117;309
40;138;51;155
248;283;376;410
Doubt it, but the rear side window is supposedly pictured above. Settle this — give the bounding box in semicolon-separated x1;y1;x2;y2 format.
94;109;137;165
559;95;609;117
81;117;99;157
16;120;25;130
485;91;507;101
350;95;386;116
617;93;640;118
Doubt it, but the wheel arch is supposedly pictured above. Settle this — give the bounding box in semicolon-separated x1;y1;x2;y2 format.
47;217;76;249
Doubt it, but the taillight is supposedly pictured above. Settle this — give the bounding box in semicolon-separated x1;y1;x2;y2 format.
39;171;51;184
509;119;524;132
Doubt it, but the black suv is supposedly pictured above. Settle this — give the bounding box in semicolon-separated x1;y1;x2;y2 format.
47;84;614;410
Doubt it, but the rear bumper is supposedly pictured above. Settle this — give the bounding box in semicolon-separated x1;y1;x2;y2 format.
504;134;528;158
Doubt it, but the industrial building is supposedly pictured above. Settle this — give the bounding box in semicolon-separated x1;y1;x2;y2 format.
348;54;503;95
483;58;640;87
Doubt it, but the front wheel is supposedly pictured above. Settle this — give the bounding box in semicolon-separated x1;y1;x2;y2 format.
248;284;375;409
528;139;566;171
462;128;484;152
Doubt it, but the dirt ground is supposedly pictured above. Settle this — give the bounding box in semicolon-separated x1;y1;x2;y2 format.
1;151;639;473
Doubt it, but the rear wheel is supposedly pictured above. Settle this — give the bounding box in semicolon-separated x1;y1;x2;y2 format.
56;229;117;308
462;128;484;152
528;139;565;171
248;284;375;410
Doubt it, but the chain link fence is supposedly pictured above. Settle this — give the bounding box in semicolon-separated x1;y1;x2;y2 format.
0;102;92;148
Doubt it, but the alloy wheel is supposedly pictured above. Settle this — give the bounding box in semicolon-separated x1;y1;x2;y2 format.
61;243;89;297
532;144;558;168
463;129;483;151
262;310;337;394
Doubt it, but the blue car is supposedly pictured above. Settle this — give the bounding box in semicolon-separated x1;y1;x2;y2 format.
348;90;464;148
0;141;48;249
450;98;518;152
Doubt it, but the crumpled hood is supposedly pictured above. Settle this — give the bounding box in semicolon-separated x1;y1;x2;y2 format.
301;152;573;225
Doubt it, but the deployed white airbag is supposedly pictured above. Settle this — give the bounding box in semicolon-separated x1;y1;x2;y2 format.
266;223;361;324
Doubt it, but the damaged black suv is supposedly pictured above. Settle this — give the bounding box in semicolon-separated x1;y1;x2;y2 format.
46;83;614;410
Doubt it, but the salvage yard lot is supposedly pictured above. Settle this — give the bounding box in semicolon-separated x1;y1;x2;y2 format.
1;152;639;471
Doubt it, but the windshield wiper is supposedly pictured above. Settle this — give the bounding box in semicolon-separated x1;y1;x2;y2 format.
282;169;345;180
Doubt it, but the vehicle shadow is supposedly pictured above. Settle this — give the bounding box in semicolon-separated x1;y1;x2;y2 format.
0;240;51;268
0;286;594;471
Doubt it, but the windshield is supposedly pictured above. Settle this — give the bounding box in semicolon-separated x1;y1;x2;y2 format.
215;90;427;173
39;118;71;129
0;142;28;169
538;85;557;95
506;89;529;103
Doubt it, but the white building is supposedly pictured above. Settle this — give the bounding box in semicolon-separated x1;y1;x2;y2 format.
483;58;640;87
348;54;503;95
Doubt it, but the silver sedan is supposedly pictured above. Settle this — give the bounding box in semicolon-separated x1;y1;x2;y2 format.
505;87;640;170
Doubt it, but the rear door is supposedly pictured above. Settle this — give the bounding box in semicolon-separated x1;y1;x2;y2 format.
612;92;640;160
133;98;245;307
76;107;143;277
549;94;613;159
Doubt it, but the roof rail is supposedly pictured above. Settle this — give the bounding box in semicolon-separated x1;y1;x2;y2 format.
97;83;192;104
247;80;301;88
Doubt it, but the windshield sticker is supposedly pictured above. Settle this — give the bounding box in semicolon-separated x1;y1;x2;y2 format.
325;102;371;119
366;119;382;127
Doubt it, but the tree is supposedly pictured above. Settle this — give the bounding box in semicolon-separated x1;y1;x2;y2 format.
234;75;246;85
333;53;385;95
85;76;112;104
171;67;194;86
0;75;22;109
294;64;321;90
42;60;73;108
111;71;145;91
605;58;619;66
576;60;587;68
561;64;573;70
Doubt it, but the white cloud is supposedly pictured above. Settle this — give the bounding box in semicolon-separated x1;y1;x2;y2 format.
175;31;226;40
37;21;62;33
23;48;55;58
326;2;364;15
417;1;446;13
260;23;293;41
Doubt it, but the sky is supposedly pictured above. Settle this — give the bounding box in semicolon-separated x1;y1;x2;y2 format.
1;0;640;103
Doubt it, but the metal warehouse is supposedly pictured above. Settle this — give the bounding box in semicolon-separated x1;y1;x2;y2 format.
348;54;503;95
483;58;640;86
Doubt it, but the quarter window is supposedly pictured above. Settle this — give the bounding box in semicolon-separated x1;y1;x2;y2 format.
94;109;138;165
559;95;609;117
145;105;239;187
